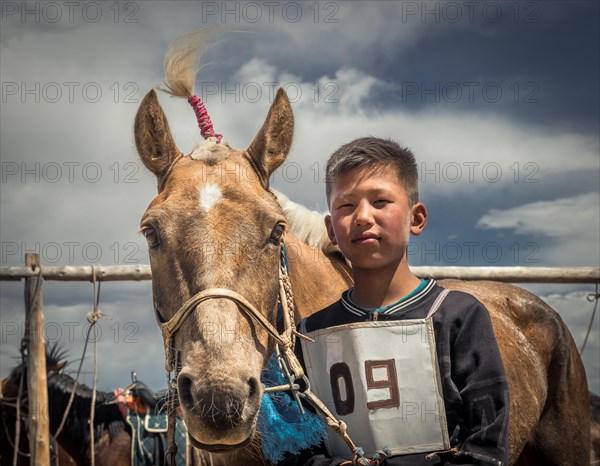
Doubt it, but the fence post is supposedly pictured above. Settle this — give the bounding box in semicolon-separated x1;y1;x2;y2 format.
24;253;50;466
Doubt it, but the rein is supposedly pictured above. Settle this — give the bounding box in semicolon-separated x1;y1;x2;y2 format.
157;239;361;464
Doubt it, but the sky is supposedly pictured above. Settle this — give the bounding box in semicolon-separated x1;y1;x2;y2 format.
1;1;599;396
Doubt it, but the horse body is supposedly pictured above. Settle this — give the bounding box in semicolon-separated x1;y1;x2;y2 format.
439;280;590;464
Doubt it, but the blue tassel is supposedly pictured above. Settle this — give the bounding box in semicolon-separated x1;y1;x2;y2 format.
258;354;326;463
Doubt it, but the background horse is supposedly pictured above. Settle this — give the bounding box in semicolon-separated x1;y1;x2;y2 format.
1;345;130;466
0;345;261;466
0;384;76;466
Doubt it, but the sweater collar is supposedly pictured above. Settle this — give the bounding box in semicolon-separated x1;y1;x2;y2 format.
341;278;436;316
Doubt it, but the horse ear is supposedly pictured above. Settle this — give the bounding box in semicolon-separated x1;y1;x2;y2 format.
134;89;182;182
247;88;294;187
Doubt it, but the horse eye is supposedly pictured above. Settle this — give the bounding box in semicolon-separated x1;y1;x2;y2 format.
269;224;285;244
143;226;160;249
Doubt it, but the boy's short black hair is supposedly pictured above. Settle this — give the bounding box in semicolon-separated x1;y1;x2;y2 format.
325;137;419;206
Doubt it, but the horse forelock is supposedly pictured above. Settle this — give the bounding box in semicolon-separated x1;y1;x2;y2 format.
162;26;227;99
189;138;231;161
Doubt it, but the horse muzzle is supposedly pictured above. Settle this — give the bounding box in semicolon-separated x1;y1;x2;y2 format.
177;370;262;446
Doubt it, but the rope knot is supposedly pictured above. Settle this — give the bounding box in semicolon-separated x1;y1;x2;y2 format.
86;310;110;324
326;418;347;435
586;292;600;302
351;446;392;466
188;94;222;141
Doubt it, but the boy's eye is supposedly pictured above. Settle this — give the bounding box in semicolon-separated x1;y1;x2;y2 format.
374;199;390;205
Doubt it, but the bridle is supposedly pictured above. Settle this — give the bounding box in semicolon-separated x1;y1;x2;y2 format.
156;242;303;377
150;95;362;458
157;240;303;463
157;239;360;465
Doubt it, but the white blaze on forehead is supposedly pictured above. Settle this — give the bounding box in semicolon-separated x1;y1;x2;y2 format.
199;184;222;212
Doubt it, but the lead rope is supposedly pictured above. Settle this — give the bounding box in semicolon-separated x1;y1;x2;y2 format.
580;282;599;354
53;276;105;439
87;266;110;466
275;244;392;464
277;244;397;465
165;352;180;466
88;267;99;466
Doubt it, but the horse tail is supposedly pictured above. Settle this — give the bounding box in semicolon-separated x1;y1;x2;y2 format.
162;26;228;99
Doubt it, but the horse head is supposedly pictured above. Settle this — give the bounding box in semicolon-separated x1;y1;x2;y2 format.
135;50;295;449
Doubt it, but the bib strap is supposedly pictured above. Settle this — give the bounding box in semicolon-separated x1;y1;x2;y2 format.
426;289;451;318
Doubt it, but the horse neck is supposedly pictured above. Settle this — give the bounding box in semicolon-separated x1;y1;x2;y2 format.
285;234;352;321
47;374;122;456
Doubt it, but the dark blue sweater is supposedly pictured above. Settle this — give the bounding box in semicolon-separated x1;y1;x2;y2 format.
278;280;509;466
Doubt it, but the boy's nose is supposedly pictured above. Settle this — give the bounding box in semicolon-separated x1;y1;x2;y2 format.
354;202;374;226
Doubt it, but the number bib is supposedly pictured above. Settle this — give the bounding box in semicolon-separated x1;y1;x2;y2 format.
300;316;450;457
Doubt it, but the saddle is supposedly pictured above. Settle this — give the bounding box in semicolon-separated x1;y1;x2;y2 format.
114;381;165;416
114;378;188;466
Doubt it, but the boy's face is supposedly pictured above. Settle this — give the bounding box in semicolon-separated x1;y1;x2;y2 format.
325;166;427;272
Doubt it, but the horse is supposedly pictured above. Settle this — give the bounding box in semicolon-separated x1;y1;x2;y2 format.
0;380;76;466
0;345;132;466
591;392;600;465
134;30;590;465
0;345;250;466
0;412;76;466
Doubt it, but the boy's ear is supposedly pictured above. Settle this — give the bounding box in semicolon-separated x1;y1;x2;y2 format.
324;215;337;245
410;203;427;236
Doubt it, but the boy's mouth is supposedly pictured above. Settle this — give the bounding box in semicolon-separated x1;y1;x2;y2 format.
352;233;381;244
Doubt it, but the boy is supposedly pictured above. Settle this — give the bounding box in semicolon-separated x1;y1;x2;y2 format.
281;137;509;466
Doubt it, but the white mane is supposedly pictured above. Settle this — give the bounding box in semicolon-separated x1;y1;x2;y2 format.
273;190;330;250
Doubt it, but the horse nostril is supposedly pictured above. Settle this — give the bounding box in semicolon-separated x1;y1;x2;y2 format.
178;374;194;409
248;377;259;399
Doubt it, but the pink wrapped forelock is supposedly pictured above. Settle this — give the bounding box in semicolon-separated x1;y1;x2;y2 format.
188;95;223;142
